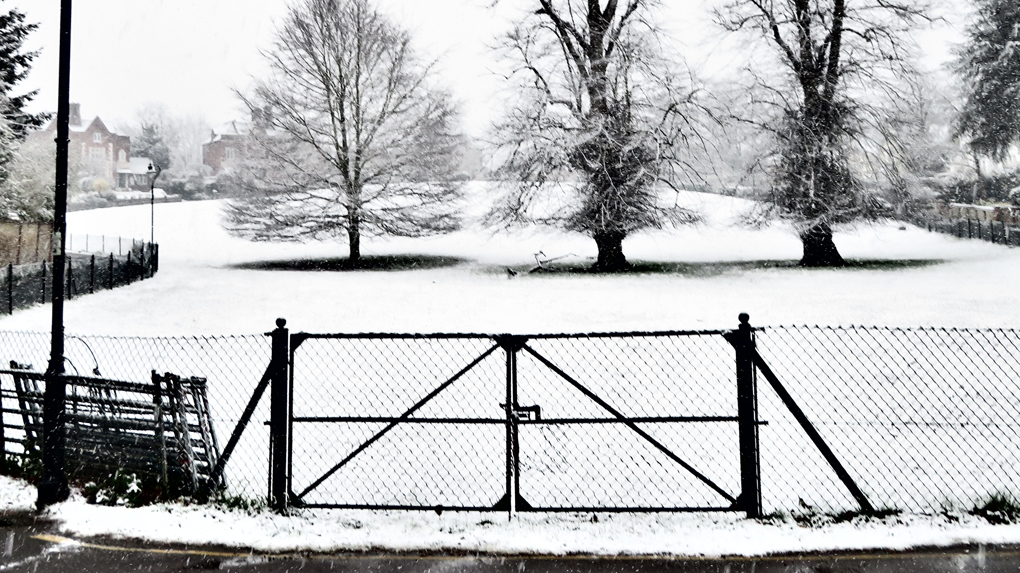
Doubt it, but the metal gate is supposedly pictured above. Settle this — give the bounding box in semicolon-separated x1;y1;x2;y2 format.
261;316;871;516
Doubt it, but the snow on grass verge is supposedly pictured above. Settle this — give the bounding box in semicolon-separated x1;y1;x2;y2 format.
0;474;35;513
38;495;1020;556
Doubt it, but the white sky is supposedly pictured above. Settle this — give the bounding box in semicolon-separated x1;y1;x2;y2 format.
11;0;967;138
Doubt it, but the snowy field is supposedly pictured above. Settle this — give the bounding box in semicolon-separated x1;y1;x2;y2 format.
0;185;1016;336
4;186;1020;555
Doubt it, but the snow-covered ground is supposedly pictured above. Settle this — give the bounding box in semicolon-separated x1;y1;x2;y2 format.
1;475;1018;557
0;185;1016;336
3;186;1020;555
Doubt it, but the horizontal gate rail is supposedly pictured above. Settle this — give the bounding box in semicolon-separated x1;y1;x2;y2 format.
292;416;741;424
292;329;728;341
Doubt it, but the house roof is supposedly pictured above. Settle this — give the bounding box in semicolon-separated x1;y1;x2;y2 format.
208;120;249;143
49;116;128;137
117;157;153;175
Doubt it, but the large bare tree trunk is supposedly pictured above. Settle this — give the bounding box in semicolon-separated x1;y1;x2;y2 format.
592;230;629;272
347;211;361;267
799;223;845;267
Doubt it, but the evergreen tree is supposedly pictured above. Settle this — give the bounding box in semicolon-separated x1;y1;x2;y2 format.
955;0;1020;162
131;123;172;170
0;4;47;138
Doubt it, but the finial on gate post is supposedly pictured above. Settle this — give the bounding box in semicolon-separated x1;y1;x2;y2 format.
738;313;750;328
276;318;287;329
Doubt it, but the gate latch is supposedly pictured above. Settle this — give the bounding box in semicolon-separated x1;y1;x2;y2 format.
501;403;542;421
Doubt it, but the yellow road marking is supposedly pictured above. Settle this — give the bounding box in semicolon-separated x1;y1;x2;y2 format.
30;534;1020;563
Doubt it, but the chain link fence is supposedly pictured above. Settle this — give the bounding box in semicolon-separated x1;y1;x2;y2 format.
0;330;271;501
2;324;1020;515
756;326;1020;515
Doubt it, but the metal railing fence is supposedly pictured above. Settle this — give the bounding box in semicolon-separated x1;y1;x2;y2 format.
914;214;1020;246
0;242;157;315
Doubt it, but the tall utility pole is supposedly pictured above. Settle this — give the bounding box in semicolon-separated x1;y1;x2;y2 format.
37;0;73;509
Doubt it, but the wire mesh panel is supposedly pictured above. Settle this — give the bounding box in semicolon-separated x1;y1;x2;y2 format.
517;334;740;511
288;335;507;509
756;326;1020;514
0;331;271;500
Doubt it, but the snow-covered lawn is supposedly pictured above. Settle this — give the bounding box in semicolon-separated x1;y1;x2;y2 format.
0;186;1016;336
3;186;1020;555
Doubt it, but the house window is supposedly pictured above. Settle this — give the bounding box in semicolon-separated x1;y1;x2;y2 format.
118;150;127;162
225;147;236;160
90;147;105;161
93;133;102;143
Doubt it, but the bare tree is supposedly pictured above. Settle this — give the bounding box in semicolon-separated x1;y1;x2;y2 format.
717;0;929;266
225;0;463;266
488;0;706;272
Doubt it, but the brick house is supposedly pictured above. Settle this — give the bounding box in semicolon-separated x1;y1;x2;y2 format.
201;120;248;176
27;103;155;192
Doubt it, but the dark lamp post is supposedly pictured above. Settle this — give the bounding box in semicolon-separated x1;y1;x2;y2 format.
39;0;73;509
147;163;161;246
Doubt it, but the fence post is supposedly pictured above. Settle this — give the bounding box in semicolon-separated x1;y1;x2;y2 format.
108;254;113;290
7;263;12;315
66;258;73;300
126;251;132;284
733;313;761;518
269;318;290;511
89;254;95;294
40;262;46;304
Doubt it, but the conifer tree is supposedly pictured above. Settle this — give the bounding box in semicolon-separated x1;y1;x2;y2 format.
131;124;172;170
0;4;48;138
955;0;1020;162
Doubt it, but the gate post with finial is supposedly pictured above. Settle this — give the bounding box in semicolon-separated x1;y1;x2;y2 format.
730;313;761;518
269;318;290;511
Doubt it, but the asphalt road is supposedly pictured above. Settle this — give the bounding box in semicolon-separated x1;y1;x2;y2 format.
2;514;1018;572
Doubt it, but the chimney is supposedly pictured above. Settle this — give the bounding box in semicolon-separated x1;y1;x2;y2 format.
68;103;81;127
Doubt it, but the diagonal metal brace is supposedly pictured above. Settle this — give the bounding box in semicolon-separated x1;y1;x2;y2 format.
750;349;875;513
198;358;283;499
521;345;737;504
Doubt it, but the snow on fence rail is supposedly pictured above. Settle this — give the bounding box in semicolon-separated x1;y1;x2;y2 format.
0;322;1019;516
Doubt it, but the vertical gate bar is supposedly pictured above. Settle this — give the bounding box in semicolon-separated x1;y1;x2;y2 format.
89;254;95;294
270;318;289;511
287;331;296;502
108;254;113;290
504;339;513;521
0;373;5;472
734;313;761;518
7;263;12;315
511;346;522;509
